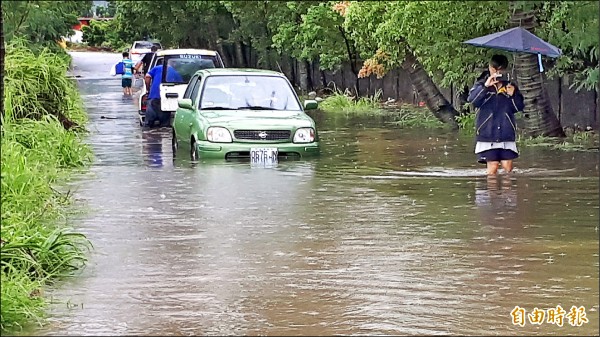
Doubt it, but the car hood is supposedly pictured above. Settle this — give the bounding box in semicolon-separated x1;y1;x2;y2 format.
201;110;315;129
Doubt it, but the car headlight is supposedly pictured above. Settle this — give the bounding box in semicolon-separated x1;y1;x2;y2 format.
206;127;232;143
293;128;315;143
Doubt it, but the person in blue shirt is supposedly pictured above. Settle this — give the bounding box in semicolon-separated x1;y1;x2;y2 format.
121;52;136;96
144;60;183;127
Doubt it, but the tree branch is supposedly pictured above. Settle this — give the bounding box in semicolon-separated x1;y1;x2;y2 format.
13;0;33;38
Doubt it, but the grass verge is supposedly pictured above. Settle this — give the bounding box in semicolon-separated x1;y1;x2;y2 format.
1;41;93;333
318;89;384;114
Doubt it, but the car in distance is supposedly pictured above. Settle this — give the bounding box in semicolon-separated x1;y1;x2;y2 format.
136;48;225;126
128;40;162;63
172;68;320;162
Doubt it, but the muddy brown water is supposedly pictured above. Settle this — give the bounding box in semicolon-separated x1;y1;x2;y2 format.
21;52;599;336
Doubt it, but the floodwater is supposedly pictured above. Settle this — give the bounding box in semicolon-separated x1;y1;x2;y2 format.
24;52;599;336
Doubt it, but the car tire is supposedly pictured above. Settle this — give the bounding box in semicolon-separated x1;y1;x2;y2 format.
190;138;199;161
172;129;178;155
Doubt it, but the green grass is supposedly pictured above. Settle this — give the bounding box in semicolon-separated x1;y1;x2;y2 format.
318;89;384;114
1;42;93;333
518;131;599;152
316;88;445;128
3;40;87;125
455;111;475;133
389;104;446;128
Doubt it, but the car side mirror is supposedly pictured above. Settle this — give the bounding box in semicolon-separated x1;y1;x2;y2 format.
304;99;318;110
178;98;193;109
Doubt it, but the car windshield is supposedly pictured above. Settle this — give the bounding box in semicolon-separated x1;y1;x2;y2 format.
134;41;161;49
199;75;301;111
162;55;221;84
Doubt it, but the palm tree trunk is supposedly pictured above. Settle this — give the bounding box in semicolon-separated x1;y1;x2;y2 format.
510;2;565;137
298;60;309;93
401;46;459;128
235;41;246;68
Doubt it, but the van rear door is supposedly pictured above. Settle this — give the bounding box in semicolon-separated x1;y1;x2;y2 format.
159;53;224;112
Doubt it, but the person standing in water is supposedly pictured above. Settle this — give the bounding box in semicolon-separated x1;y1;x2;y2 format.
467;54;525;175
120;51;136;96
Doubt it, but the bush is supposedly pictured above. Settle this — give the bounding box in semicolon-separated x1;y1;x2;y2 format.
455;111;475;133
3;41;86;127
1;43;92;333
81;19;132;52
319;89;383;114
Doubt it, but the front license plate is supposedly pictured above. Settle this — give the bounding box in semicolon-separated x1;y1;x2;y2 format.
250;147;278;166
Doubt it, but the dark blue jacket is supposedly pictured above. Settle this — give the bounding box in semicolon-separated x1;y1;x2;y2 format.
467;71;525;142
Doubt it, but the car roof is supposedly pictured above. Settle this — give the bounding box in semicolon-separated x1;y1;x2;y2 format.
156;48;218;56
199;68;285;77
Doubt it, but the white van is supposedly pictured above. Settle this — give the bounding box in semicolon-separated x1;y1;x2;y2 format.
137;48;225;126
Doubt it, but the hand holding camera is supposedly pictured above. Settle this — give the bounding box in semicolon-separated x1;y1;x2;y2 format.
484;71;513;89
495;71;511;83
484;74;499;87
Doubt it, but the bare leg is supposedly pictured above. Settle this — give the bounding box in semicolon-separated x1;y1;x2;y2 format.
486;161;500;175
501;159;513;173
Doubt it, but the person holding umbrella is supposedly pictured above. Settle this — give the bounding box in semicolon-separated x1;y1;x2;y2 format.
467;54;525;175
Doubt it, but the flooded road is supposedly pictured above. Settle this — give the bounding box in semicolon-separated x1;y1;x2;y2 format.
29;52;598;336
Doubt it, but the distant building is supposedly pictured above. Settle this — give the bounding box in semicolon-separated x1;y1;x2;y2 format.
73;17;92;31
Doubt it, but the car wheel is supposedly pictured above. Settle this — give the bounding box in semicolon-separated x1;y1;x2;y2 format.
190;138;199;161
172;129;178;155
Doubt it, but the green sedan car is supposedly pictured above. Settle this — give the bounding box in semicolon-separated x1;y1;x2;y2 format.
172;68;320;163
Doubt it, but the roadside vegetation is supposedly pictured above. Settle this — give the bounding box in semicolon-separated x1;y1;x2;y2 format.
319;89;383;114
518;132;599;152
317;89;445;128
2;1;94;332
80;19;133;52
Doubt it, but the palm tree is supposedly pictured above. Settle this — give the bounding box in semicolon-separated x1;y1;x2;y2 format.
401;44;459;128
510;2;565;137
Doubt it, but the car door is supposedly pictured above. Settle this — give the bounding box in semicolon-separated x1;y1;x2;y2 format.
175;75;202;145
160;54;189;113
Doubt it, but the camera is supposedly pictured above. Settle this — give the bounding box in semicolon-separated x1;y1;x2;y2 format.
495;71;511;83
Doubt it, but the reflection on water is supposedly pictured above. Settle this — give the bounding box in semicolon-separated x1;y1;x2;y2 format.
475;175;517;214
142;130;166;168
23;52;600;336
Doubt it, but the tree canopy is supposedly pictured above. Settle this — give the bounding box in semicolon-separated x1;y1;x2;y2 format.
2;1;92;50
103;0;596;93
